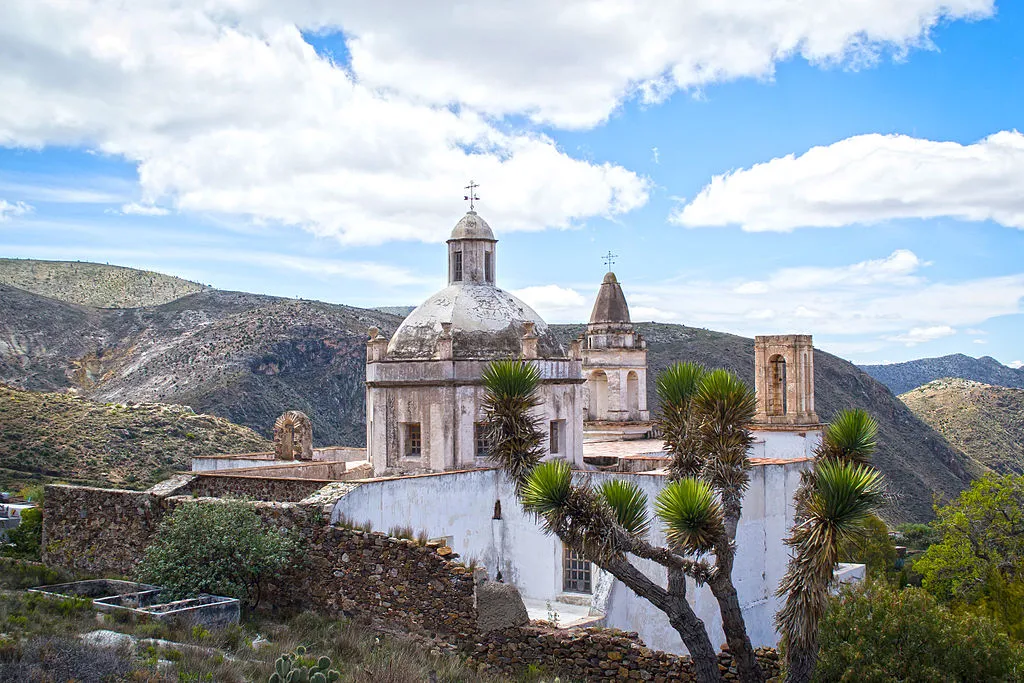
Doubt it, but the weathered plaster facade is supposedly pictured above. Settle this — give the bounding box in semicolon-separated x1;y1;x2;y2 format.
365;211;584;475
328;460;811;655
580;272;649;428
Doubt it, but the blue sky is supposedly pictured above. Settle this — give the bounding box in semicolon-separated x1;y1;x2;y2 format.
0;0;1021;367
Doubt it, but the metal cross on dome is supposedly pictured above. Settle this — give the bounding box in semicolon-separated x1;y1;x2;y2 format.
464;180;480;211
603;251;617;271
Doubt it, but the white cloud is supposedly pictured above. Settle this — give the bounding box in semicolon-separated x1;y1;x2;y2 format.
0;1;648;245
121;203;170;216
888;326;956;346
513;285;589;322
331;1;992;128
605;252;1024;340
972;338;987;344
674;131;1024;231
1010;360;1023;369
0;199;32;221
735;249;925;293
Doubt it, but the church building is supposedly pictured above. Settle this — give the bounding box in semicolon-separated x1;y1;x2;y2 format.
365;209;584;474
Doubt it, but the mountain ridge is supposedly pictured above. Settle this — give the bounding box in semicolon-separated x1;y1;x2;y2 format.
899;378;1024;476
0;258;208;308
860;353;1024;395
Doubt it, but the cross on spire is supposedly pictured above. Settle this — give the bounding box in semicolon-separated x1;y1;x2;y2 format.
603;251;617;271
464;180;480;211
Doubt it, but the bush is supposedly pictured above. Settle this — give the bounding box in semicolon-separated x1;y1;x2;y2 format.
5;507;42;559
0;635;136;682
914;474;1024;638
815;581;1024;682
896;522;938;551
838;514;897;581
137;500;297;607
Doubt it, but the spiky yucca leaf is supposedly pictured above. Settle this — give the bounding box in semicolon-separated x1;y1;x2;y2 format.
694;369;757;431
819;409;878;465
655;478;724;554
522;460;573;518
807;460;883;533
693;369;756;521
776;460;884;659
482;360;546;491
656;361;707;407
655;362;707;479
598;479;651;538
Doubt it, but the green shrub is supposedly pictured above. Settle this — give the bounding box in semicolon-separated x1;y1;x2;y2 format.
896;522;938;551
838;514;897;581
136;500;297;607
914;474;1024;638
5;507;42;559
815;581;1024;682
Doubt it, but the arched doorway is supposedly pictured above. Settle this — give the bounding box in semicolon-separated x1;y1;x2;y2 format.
626;371;640;420
590;370;608;420
768;355;787;416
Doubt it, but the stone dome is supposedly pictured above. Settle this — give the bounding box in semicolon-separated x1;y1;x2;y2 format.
448;211;495;241
387;283;565;360
589;271;631;325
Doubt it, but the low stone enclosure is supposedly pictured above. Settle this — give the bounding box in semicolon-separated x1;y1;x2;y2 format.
42;475;782;681
29;579;240;628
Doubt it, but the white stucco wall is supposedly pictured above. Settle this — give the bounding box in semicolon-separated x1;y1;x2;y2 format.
329;460;812;655
748;428;822;461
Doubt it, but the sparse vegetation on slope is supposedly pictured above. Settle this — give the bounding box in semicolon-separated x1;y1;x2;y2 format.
861;353;1024;395
900;378;1024;475
0;384;270;489
0;258;207;308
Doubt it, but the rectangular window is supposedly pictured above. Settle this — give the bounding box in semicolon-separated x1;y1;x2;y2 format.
404;423;422;457
484;251;493;283
453;251;463;281
549;420;560;454
475;422;491;458
563;546;592;594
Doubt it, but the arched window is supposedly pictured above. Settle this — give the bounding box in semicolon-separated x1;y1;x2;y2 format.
626;371;640;419
589;369;608;420
768;354;787;416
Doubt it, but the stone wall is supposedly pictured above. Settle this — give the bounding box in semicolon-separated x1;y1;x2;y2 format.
41;483;476;637
42;485;164;576
257;503;477;635
185;474;336;501
464;625;781;682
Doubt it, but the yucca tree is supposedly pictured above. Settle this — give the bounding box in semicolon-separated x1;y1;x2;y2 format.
656;362;763;682
483;360;724;679
776;409;884;683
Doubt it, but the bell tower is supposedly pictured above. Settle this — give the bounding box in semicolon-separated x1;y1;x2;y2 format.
753;335;818;426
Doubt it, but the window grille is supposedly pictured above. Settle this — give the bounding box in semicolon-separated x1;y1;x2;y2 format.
405;423;422;457
453;251;463;281
563;546;592;594
475;422;490;458
549;420;560;454
484;251;493;283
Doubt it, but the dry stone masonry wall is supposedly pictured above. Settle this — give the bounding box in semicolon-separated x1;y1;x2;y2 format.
464;626;781;682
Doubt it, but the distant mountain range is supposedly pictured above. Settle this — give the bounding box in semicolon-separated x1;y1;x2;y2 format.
0;260;980;521
900;378;1024;476
860;354;1024;395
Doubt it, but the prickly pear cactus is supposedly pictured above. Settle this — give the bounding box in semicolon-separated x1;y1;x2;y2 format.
268;647;340;683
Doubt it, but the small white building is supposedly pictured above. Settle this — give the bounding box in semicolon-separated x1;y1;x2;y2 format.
364;210;584;475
